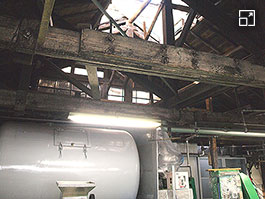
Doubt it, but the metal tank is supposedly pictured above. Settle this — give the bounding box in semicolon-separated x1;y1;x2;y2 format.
0;122;140;199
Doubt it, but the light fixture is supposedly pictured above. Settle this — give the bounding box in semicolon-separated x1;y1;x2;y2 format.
68;112;161;128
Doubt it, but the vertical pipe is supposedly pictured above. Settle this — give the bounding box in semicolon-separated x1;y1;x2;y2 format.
172;164;176;199
186;140;190;166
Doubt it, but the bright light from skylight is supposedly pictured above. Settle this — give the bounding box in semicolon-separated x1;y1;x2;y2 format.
101;0;191;43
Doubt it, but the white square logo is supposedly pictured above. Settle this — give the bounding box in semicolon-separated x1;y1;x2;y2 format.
239;10;255;26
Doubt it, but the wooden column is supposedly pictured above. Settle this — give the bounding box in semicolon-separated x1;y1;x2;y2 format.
85;65;100;100
124;78;133;103
205;97;213;112
209;137;218;169
37;0;56;46
162;0;174;45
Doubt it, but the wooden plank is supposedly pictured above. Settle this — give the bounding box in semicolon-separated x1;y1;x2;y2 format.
37;0;56;46
1;16;265;88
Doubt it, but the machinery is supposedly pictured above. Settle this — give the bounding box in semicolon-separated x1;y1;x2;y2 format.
0;122;140;199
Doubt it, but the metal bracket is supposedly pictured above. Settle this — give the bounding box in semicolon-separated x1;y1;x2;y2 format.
58;142;63;158
83;144;88;159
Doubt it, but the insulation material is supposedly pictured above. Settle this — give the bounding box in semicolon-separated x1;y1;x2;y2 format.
157;128;183;172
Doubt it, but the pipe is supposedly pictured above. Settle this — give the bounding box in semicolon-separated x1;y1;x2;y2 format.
172;164;176;199
186;140;190;167
166;127;265;138
91;0;128;37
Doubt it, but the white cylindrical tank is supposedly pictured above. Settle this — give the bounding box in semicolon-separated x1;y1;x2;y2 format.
0;122;140;199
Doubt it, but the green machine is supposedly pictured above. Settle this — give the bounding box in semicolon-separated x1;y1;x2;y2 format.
209;168;243;199
209;168;260;199
239;173;259;199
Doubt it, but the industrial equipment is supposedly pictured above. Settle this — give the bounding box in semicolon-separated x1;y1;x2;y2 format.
0;122;140;199
209;168;243;199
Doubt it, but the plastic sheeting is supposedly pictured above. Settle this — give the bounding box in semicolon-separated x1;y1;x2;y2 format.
157;128;183;172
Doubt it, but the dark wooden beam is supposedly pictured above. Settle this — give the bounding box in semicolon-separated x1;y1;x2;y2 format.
41;57;92;97
162;0;174;45
1;89;265;126
189;30;222;54
1;16;265;88
181;0;263;55
175;9;196;47
126;73;169;99
163;83;217;107
172;4;190;12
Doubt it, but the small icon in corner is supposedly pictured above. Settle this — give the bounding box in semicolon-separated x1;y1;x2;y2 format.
239;10;255;27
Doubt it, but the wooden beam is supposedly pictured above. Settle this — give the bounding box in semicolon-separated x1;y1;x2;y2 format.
128;0;151;24
175;9;196;47
126;73;169;99
144;2;164;40
163;83;217;107
172;4;190;12
2;89;265;126
41;58;93;97
162;0;175;45
181;0;263;55
85;64;100;100
37;0;56;46
1;16;265;88
189;30;222;54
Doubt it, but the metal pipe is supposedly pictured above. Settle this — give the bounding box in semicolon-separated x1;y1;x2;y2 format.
91;0;127;37
172;164;176;199
186;140;190;166
166;127;265;138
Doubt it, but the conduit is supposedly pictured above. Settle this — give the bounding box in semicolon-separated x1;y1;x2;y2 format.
165;128;265;138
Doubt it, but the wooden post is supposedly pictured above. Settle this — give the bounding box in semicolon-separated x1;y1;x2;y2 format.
85;65;100;100
162;0;174;45
205;97;213;112
209;137;218;169
124;78;133;103
37;0;56;46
